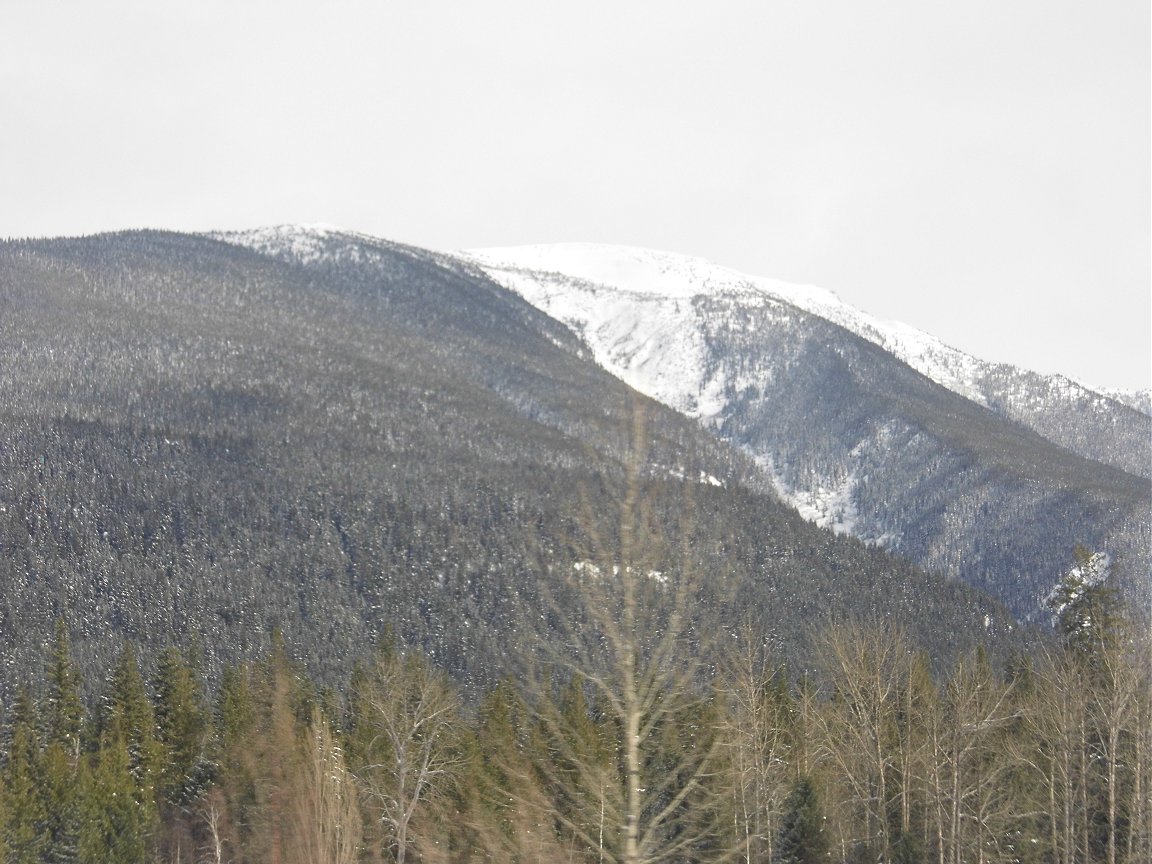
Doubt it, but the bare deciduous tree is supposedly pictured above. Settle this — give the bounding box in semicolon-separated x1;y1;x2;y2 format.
293;706;361;864
718;625;794;864
531;396;733;864
353;648;462;864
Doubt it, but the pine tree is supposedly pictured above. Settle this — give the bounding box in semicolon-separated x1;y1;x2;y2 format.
1046;546;1124;668
212;662;259;862
85;644;162;861
152;647;213;863
45;620;83;764
78;730;152;864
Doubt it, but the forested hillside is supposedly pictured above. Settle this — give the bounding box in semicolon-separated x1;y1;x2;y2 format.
0;560;1146;863
0;230;1147;862
0;231;1015;698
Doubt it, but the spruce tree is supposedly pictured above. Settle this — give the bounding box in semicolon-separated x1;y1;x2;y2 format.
45;620;83;763
42;620;85;864
78;732;152;864
152;647;211;807
2;686;47;864
774;777;826;864
86;644;162;860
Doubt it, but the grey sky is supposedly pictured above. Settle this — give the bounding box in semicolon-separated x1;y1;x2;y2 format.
3;1;1148;390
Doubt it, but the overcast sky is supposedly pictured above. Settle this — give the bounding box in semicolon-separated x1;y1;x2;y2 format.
2;1;1148;390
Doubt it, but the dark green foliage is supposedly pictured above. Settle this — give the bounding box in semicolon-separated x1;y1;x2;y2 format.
2;687;47;864
78;733;152;864
1046;545;1127;665
40;626;86;864
773;777;826;864
39;741;83;864
46;621;83;762
152;647;212;806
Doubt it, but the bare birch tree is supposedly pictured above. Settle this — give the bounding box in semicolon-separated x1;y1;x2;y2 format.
718;626;794;864
814;621;908;862
531;395;734;864
352;647;463;864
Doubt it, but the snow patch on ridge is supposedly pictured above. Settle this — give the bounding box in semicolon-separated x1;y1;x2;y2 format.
213;224;357;264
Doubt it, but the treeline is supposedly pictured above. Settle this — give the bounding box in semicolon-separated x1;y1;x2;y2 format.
1;574;1147;864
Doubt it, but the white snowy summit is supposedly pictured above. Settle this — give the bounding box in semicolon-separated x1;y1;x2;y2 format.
211;224;386;265
462;243;985;410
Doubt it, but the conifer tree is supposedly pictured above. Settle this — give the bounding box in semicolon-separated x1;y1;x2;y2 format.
152;646;211;807
152;646;213;863
80;643;164;862
100;643;164;805
78;728;152;864
45;620;83;764
456;680;579;863
2;686;47;864
39;740;83;864
773;777;826;864
40;620;86;863
210;661;262;861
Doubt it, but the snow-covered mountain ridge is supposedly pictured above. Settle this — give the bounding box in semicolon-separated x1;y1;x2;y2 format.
461;243;985;406
214;226;1148;481
460;243;1150;479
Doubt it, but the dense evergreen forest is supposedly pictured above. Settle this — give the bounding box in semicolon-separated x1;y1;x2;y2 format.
1;555;1146;864
0;232;1020;698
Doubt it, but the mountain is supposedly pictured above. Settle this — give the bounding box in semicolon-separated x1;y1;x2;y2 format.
0;229;1017;696
456;243;1150;621
462;244;1151;479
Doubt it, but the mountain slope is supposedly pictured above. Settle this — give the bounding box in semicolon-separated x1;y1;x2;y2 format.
463;244;1151;478
0;229;1017;694
458;244;1150;621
